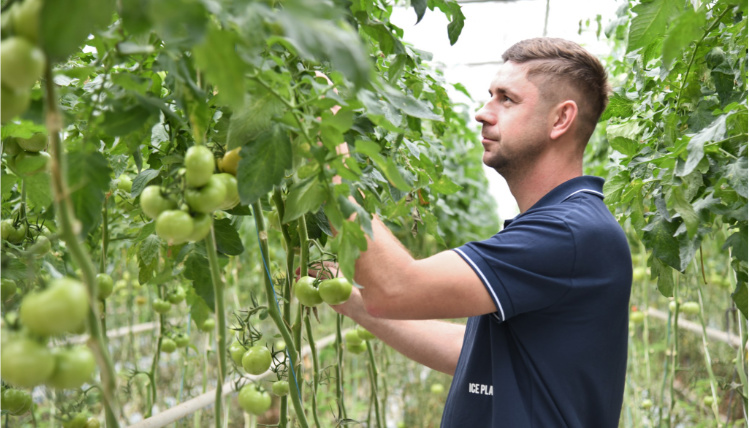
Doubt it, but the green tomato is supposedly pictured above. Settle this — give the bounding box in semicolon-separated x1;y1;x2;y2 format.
242;345;272;375
214;172;240;210
20;277;89;336
1;85;31;123
84;418;101;428
0;336;54;387
152;298;171;314
430;383;445;395
641;399;653;409
681;301;700;315
11;150;50;176
237;384;271;415
167;286;186;304
1;37;45;90
10;0;42;43
355;325;376;341
173;333;190;348
271;380;290;396
703;395;715;406
161;338;177;353
185;213;212;242
155;210;194;244
345;340;366;355
293;276;323;307
1;388;33;415
220;148;240;176
139;186;177;219
630;311;645;324
3;137;22;156
200;318;215;332
117;175;133;193
27;235;51;257
47;346;96;389
185;174;227;214
318;278;352;305
62;413;89;428
184;145;215;188
95;273;113;300
345;329;364;346
229;341;246;365
16;132;46;152
1;278;17;299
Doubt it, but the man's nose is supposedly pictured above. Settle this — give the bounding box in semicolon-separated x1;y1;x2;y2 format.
475;102;494;125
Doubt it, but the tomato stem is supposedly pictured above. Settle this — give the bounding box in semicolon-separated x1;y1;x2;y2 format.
366;341;383;428
252;202;310;428
204;227;227;428
304;314;322;428
43;60;121;428
335;314;347;419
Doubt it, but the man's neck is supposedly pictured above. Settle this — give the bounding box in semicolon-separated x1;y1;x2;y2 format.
505;152;583;213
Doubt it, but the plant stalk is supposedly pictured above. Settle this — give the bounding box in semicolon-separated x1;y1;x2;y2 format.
205;229;227;428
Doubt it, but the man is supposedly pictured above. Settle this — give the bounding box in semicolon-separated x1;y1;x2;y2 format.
331;38;632;427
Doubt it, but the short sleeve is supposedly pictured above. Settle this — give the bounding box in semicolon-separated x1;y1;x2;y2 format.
453;213;576;322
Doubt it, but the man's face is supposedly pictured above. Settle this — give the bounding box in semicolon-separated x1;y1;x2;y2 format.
475;61;551;178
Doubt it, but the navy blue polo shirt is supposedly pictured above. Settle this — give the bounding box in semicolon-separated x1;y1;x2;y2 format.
443;176;632;427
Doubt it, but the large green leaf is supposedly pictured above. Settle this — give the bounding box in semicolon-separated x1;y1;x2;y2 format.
24;171;52;211
628;0;679;53
67;151;112;237
213;218;244;256
236;125;292;205
40;0;115;61
226;88;286;150
193;25;246;109
662;7;706;68
283;178;328;223
184;252;214;310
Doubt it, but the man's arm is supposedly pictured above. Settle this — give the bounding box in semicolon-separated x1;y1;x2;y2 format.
332;287;466;375
352;215;497;320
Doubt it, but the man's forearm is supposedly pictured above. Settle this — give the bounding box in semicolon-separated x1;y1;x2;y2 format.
338;291;465;375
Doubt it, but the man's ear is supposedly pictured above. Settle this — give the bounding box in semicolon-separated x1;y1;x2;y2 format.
549;100;578;141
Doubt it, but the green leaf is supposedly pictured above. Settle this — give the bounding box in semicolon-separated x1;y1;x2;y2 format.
662;8;707;68
670;187;699;238
67;151;112;237
601;93;634;121
732;281;747;319
148;0;207;46
193;25;246;109
24;172;52;210
643;214;680;271
280;10;371;88
100;103;156;137
40;0;115;61
184;252;214;309
188;291;213;326
336;220;368;282
725;156;748;198
236;125;292;205
446;6;465;46
131;169;160;198
609;137;640;157
1;171;18;202
412;0;427;23
283;178;327;223
139;235;161;266
213;218;244;256
678;115;726;177
226;89;286;150
432;176;462;195
627;0;679;53
650;256;674;297
381;84;441;120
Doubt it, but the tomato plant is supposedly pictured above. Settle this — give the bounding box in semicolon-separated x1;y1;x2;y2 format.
19;277;89;336
318;277;353;305
293;276;323;307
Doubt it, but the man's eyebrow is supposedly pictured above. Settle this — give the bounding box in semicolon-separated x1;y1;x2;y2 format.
489;86;519;99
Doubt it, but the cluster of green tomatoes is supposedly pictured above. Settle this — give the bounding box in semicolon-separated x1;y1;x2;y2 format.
1;0;43;123
139;145;240;245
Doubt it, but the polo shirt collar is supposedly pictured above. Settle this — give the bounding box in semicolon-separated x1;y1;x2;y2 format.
504;176;605;227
